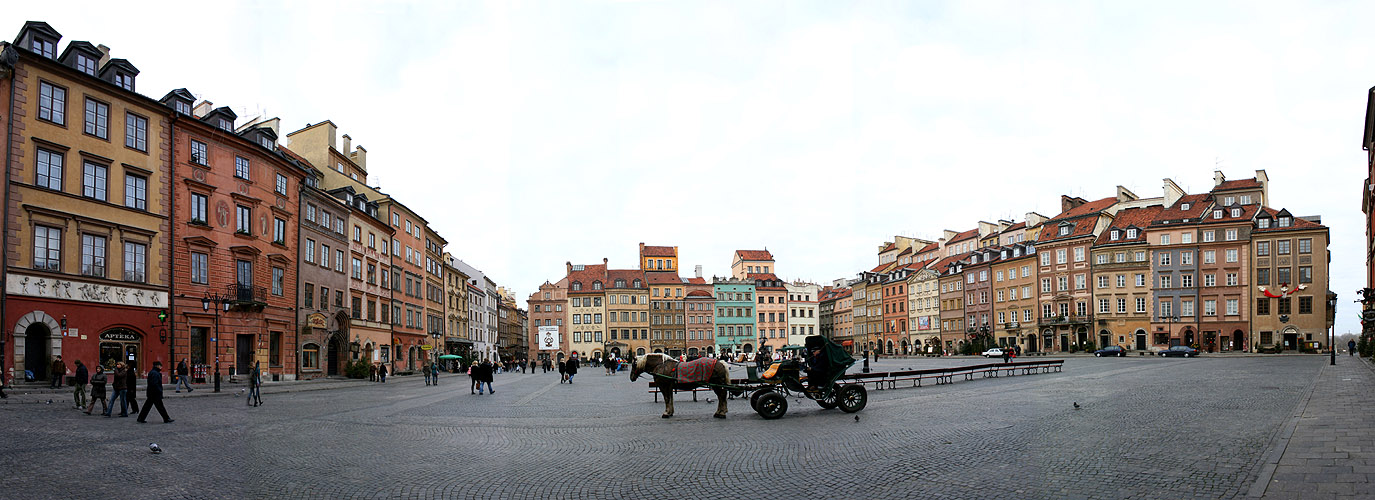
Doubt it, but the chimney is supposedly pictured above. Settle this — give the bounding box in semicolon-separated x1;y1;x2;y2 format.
96;44;111;68
1060;195;1086;213
192;100;214;119
350;146;367;171
695;265;703;278
1213;170;1226;187
342;134;351;153
566;261;572;276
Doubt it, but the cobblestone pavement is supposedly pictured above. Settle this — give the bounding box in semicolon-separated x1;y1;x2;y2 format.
0;355;1343;499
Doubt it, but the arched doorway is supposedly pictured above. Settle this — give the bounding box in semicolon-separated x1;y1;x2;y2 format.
1183;329;1196;347
902;339;910;355
635;347;646;356
327;336;341;376
1135;329;1147;351
653;348;663;354
23;322;53;381
1026;334;1038;353
742;343;754;354
885;340;894;355
1231;329;1245;351
1099;329;1111;348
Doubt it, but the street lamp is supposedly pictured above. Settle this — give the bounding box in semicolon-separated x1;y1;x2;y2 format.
202;293;232;392
1157;315;1180;347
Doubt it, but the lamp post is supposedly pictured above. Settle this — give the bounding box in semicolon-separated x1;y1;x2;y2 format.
202;293;231;392
1157;315;1180;347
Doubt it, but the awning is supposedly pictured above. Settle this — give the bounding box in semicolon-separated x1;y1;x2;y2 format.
841;340;854;346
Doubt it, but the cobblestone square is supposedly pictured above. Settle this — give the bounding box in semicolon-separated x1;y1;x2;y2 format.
0;355;1358;499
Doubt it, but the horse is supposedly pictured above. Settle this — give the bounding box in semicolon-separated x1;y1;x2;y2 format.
631;353;731;419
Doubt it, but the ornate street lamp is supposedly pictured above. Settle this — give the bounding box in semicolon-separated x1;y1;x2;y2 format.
202;293;231;392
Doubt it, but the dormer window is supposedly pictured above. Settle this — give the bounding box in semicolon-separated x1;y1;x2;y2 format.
260;135;274;149
1278;217;1291;227
1059;225;1071;236
113;73;134;91
1213;210;1223;219
571;281;582;291
219;118;233;132
1110;230;1120;241
633;279;641;288
615;279;626;288
75;53;96;75
1126;228;1137;239
1230;208;1241;217
593;281;603;290
1257;218;1270;229
175;100;191;115
30;37;56;58
1181;203;1190;210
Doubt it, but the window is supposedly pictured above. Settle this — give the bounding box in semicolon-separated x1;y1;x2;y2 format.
1299;296;1313;314
1161;234;1171;245
1058;277;1069;291
1299;239;1312;254
1256;298;1270;315
320;244;330;268
1256;241;1269;256
1135;251;1146;262
1278;216;1291;227
1203;250;1215;264
189;192;208;223
1256;268;1269;285
185;251;208;284
235;156;250;180
1258;218;1270;229
1040;253;1050;266
191;140;208;165
1110;230;1120;241
81;234;107;277
1226;273;1237;286
276;174;288;195
1097;276;1108;289
38;81;66;125
1160;301;1173;317
1182;232;1194;244
272;267;284;296
1116;299;1126;313
1225;249;1237;263
1099;299;1110;314
1136;297;1147;313
1181;274;1193;288
1116;275;1126;287
1059;225;1070;236
1277;240;1290;255
1203;274;1215;287
1160;275;1171;288
1180;252;1193;266
1182;300;1196;317
1202;230;1215;242
302;344;319;370
1096;254;1107;265
1056;249;1066;264
124;174;147;210
32;226;61;271
125;113;147;151
1278;297;1291;315
1225;229;1237;241
1213;210;1222;219
30;37;56;58
273;218;286;244
1277;267;1291;284
1299;266;1312;283
122;242;146;282
1073;247;1085;262
353;225;362;242
1226;299;1238;316
1074;275;1086;290
82;161;108;201
1159;253;1171;266
1127;228;1137;239
84;98;109;139
236;205;251;233
35;148;63;190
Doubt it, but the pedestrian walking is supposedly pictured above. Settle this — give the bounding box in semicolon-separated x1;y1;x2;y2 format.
125;361;140;415
175;359;193;393
423;363;432;386
136;361;173;424
85;367;107;415
1002;349;1012;364
50;355;66;388
431;363;440;386
558;358;567;383
370;363;377;382
478;360;494;394
1349;339;1357;356
543;358;551;373
73;360;89;409
469;361;480;394
379;363;388;383
247;361;262;407
566;353;580;384
0;369;8;399
105;362;129;417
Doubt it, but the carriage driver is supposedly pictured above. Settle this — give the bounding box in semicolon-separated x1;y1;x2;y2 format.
804;344;832;390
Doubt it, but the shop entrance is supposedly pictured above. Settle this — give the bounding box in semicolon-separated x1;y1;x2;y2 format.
98;328;142;372
236;334;253;376
23;322;53;381
327;336;341;376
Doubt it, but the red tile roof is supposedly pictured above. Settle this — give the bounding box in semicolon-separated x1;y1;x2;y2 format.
896;247;912;256
1196;204;1261;226
644;271;683;284
686;290;713;298
735;249;774;261
1253;207;1327;233
1151;194;1211;225
686;277;707;285
641;245;676;257
917;242;940;253
879;242;896;253
948;229;979;243
870;262;895;273
606;269;646;287
1213;178;1262;192
929;253;968;274
566;263;608;292
1093;205;1164;246
1004;221;1027;231
1050;196;1117;222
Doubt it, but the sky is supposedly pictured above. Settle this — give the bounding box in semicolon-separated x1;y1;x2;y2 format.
9;1;1373;334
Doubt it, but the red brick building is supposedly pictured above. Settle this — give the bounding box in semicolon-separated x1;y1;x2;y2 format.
161;91;306;382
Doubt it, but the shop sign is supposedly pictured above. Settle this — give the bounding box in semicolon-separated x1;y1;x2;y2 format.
307;313;328;329
100;331;141;342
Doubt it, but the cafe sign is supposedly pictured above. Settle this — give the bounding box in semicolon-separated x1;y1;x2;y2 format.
307;313;328;329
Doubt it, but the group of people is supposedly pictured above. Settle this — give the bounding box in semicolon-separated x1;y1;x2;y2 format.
468;360;495;394
369;363;390;382
46;356;174;423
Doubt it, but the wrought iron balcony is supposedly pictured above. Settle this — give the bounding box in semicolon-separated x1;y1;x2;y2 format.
227;284;267;305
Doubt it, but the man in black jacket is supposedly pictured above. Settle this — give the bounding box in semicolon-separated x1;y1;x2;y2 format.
565;353;580;384
137;361;172;423
72;360;88;409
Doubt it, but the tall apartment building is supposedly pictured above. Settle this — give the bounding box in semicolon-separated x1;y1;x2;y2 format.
526;278;566;363
292;156;351;378
1252;208;1332;350
565;260;607;360
751;273;787;353
443;253;472;360
1147;194;1209;348
685;277;716;357
785;281;819;349
3;23;173;381
713;277;756;355
1090;205;1162;351
991;243;1038;351
935;254;969;352
423;227;447;362
905;268;941;354
1037;195;1121;351
604;270;647;359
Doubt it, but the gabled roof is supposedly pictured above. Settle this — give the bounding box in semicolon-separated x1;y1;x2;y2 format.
1049;196;1117;222
1037;215;1101;244
930;253;968;275
1196;204;1261;225
606;269;645;288
917;242;940;254
948;228;979;243
685;277;707;285
1094;205;1164;246
644;271;682;284
641;245;676;257
1150;193;1211;226
567;263;608;292
735;249;774;261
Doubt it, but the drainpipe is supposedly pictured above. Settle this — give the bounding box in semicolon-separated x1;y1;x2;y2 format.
1;46;16;385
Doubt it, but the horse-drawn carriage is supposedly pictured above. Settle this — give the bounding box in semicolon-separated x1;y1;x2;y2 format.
745;335;867;419
632;335;866;420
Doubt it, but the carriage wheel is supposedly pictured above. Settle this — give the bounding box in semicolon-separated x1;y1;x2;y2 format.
838;385;868;413
749;389;772;412
756;392;788;419
817;383;841;409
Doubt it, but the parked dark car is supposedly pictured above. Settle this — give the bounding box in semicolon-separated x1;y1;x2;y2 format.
1093;346;1126;357
1158;346;1200;357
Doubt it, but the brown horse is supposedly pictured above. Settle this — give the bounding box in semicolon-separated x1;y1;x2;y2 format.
631;354;731;418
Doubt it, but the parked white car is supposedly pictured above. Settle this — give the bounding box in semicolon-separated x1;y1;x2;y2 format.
982;348;1005;358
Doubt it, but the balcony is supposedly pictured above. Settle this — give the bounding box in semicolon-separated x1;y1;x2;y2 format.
227;283;268;309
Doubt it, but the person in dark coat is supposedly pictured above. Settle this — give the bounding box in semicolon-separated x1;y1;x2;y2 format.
478;360;494;394
124;361;140;414
105;362;129;417
558;358;567;383
85;367;107;415
136;361;172;423
379;363;388;383
73;360;89;409
175;359;193;392
565;353;580;384
469;361;480;394
50;355;65;388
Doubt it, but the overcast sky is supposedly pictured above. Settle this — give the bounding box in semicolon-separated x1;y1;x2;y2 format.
11;1;1371;334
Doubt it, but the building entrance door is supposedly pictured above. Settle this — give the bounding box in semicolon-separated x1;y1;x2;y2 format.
1135;333;1147;351
1283;333;1299;351
327;336;340;376
236;334;253;376
24;323;52;381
